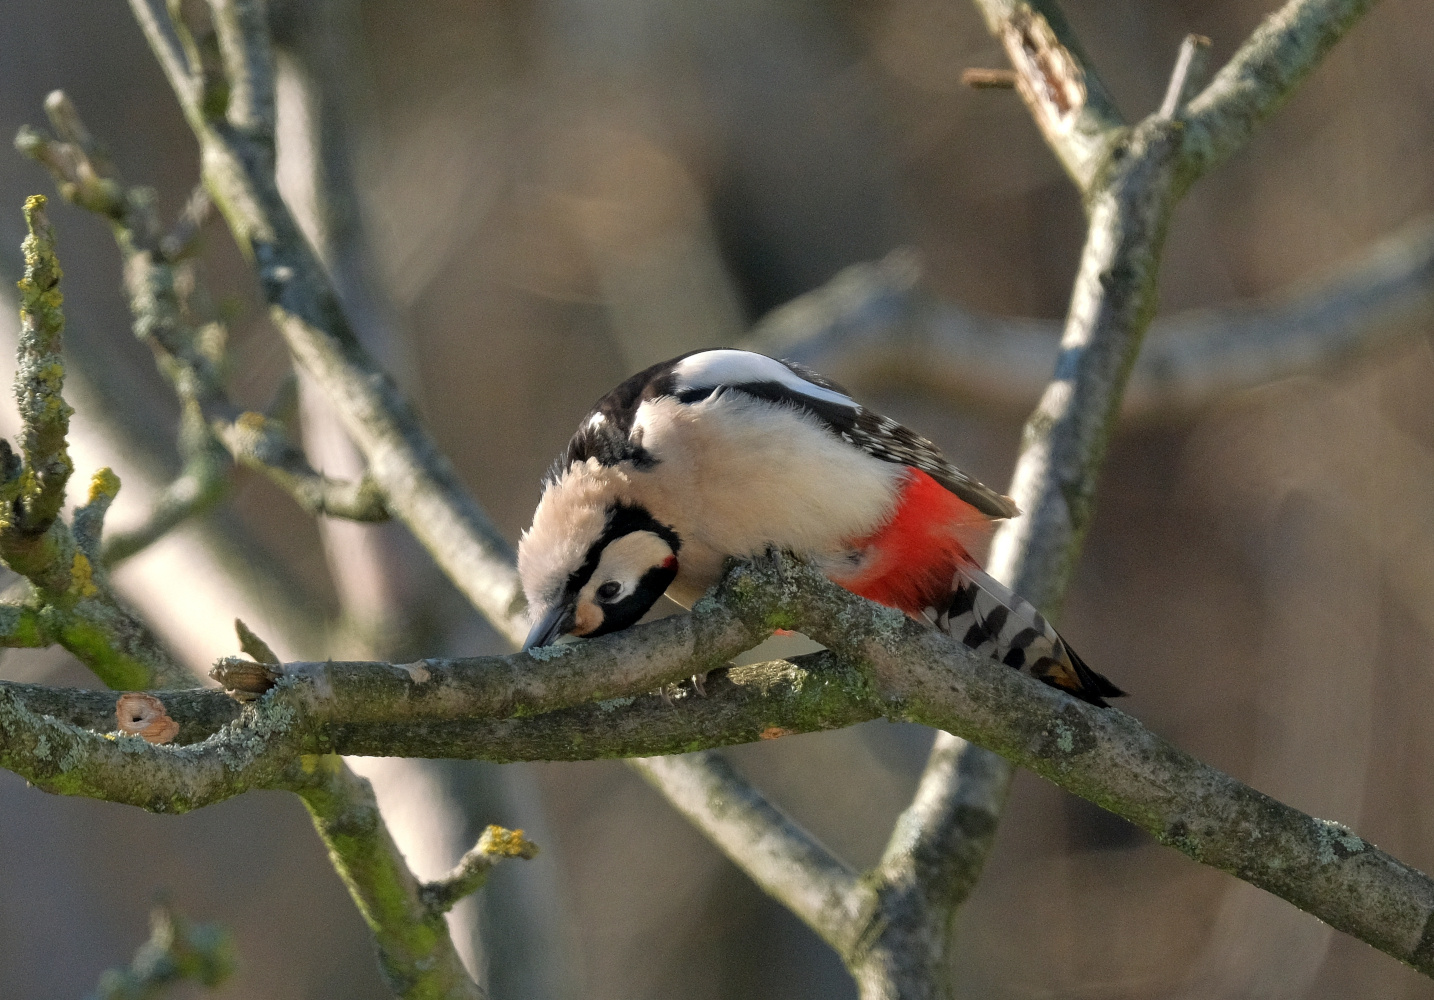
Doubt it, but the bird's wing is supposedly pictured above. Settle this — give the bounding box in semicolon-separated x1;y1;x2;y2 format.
565;350;1017;519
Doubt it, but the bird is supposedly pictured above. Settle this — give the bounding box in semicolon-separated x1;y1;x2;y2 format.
518;349;1123;706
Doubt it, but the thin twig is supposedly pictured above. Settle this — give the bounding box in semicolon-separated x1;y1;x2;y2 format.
18;94;392;531
960;68;1017;89
970;0;1127;191
1159;34;1213;119
419;825;540;915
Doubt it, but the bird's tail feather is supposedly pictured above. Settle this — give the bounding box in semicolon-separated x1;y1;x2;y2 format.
937;565;1124;707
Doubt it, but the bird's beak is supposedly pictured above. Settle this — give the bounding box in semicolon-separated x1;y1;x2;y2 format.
523;602;577;650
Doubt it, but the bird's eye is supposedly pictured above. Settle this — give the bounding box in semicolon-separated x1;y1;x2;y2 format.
596;581;622;601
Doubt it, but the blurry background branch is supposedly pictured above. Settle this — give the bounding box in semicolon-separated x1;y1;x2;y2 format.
16;94;392;533
129;0;529;639
87;903;235;1000
748;213;1434;419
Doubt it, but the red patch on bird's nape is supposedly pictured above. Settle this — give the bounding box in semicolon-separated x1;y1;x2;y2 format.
661;555;678;570
833;468;993;618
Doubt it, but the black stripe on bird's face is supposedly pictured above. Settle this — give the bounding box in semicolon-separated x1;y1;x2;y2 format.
525;504;681;649
579;558;679;638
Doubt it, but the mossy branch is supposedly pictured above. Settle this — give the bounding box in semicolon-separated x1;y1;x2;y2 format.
0;199;189;688
16;94;391;544
13;195;74;541
1;554;1434;979
288;756;485;1000
418;826;540;915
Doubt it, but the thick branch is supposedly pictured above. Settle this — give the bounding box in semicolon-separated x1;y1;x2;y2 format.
848;734;1011;997
4;558;1434;978
6;652;875;758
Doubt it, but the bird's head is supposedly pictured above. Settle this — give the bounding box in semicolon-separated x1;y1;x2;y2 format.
518;462;681;650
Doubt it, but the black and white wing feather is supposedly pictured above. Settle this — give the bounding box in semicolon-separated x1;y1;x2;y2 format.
565;350;1017;519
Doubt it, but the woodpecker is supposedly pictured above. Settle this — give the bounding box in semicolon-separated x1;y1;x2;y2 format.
518;349;1123;705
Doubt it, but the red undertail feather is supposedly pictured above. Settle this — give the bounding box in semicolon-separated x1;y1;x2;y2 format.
835;467;1124;707
837;467;991;617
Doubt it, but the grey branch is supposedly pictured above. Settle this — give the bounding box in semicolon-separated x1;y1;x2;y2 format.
746;215;1434;420
17;94;392;531
1179;0;1378;190
1159;35;1213;119
971;0;1127;191
128;0;527;640
852;2;1382;996
4;555;1434;978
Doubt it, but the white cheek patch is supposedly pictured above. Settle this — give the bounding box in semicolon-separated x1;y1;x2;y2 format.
579;530;675;603
671;350;856;410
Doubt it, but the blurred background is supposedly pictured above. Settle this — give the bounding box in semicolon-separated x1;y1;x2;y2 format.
0;0;1432;996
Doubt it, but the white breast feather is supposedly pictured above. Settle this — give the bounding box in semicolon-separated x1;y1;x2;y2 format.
630;392;904;558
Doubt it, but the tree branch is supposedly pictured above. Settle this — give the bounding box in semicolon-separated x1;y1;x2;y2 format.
4;555;1434;978
843;2;1382;994
1158;34;1213;120
1179;0;1378;190
0;198;189;688
17;95;393;530
418;825;540;915
969;0;1126;192
127;0;527;640
107;0;1396;995
750;215;1434;420
287;755;485;1000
